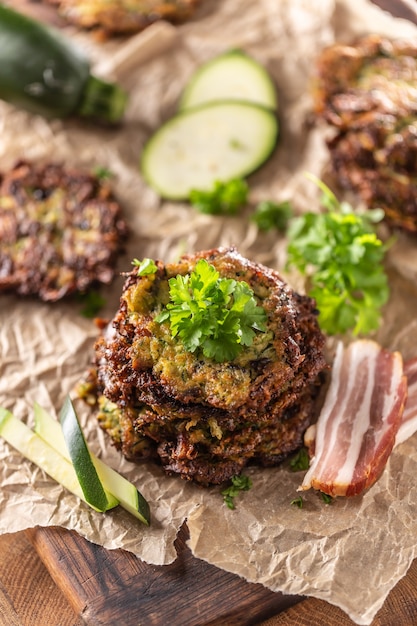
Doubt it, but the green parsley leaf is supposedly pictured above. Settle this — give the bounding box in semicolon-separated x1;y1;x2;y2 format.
132;258;158;276
290;496;304;509
77;290;106;318
93;166;113;180
251;200;293;232
320;492;334;505
286;176;390;336
155;258;267;362
222;474;252;510
289;447;310;472
189;179;249;215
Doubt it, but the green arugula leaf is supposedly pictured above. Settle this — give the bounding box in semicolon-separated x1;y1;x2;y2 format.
286;176;390;336
189;178;249;215
155;258;267;362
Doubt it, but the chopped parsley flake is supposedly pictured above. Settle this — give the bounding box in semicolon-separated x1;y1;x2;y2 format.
222;474;252;509
189;178;248;215
289;447;310;472
132;258;158;276
77;290;106;318
251;200;292;232
320;492;334;505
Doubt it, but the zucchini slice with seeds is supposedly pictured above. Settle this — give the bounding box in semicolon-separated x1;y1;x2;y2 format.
179;50;277;111
141;100;278;200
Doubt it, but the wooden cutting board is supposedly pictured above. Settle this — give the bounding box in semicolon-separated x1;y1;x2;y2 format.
26;524;302;625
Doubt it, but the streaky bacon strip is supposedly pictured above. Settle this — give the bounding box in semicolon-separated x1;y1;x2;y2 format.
298;340;407;497
395;357;417;447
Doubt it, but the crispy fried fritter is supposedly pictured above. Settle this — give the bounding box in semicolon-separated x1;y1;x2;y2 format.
0;160;127;301
327;116;417;232
85;247;327;485
46;0;200;36
314;34;417;232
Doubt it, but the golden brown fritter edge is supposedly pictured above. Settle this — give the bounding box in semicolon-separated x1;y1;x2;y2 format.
314;34;417;233
79;247;327;486
45;0;201;37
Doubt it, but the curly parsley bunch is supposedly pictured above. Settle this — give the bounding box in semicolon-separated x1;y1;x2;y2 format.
156;258;267;362
286;176;390;336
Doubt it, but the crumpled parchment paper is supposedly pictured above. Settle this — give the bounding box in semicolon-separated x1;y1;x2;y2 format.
1;1;417;624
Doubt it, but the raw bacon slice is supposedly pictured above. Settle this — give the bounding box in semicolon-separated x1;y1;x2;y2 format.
395;357;417;447
299;340;407;497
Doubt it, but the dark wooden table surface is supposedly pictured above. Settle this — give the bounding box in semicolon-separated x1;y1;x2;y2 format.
0;526;417;626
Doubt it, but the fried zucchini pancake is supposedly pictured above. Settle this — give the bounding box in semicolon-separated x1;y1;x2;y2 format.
47;0;200;36
0;160;127;301
315;34;417;233
82;247;327;486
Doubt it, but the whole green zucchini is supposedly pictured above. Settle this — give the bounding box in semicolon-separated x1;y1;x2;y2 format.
0;5;127;123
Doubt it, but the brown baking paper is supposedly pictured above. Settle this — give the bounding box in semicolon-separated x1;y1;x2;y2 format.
1;1;417;624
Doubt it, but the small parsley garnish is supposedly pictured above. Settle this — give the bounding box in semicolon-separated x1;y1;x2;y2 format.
156;258;267;363
222;474;252;509
94;166;113;180
77;290;106;318
132;258;158;276
286;174;390;336
289;447;310;472
320;492;334;505
189;178;249;215
291;495;304;509
251;200;292;232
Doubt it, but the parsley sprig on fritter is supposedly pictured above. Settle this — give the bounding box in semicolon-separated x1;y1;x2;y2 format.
156;258;267;362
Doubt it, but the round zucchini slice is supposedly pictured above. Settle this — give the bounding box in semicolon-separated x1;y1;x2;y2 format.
179;50;277;111
141;101;278;200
